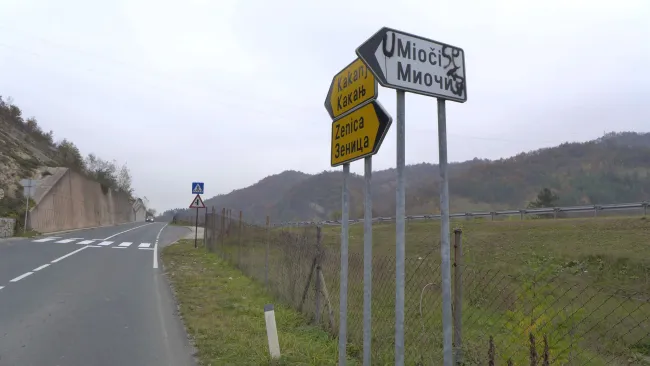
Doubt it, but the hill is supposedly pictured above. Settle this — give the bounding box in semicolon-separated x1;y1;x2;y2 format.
0;95;139;232
165;131;650;223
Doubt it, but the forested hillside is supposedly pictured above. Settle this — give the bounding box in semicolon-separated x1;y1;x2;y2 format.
0;96;137;231
162;132;650;223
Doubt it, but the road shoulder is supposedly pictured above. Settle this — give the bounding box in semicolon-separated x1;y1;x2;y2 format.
161;239;349;365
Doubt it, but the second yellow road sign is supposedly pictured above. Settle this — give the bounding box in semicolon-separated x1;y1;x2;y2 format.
331;101;392;167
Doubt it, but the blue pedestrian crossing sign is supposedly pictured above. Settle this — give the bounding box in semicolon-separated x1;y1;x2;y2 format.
192;182;204;195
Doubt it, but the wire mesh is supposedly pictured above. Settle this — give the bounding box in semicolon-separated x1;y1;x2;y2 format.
202;210;650;365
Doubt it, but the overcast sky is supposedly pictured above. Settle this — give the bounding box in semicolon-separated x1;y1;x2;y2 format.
1;0;648;212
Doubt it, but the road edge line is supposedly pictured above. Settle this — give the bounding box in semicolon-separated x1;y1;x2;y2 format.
153;223;169;269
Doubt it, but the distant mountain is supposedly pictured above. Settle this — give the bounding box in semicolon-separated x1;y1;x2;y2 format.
164;132;650;223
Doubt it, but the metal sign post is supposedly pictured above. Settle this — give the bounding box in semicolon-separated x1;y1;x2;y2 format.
339;163;350;365
395;90;406;365
325;57;392;366
362;155;373;366
189;193;206;248
357;26;467;366
19;179;35;233
437;98;453;365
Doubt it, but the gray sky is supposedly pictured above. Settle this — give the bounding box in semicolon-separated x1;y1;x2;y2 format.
1;0;649;212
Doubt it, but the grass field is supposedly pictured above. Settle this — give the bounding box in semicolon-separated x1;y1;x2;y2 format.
161;239;354;365
209;216;650;365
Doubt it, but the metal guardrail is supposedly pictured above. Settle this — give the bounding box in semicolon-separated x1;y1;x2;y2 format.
273;201;649;227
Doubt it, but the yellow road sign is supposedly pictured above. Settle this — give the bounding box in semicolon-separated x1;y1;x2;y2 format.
324;58;378;120
331;101;392;167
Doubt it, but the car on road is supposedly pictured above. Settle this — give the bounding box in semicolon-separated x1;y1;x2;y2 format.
146;216;154;222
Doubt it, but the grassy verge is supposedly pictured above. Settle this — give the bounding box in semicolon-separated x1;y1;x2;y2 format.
162;239;354;365
12;229;40;238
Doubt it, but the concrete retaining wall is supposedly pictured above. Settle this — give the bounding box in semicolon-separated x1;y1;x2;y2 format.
27;168;137;233
0;218;15;238
133;199;147;222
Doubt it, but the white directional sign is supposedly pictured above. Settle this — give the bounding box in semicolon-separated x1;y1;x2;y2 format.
356;27;467;102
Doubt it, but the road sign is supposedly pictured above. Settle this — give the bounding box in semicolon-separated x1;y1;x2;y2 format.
331;101;392;167
192;182;204;195
356;27;467;102
19;179;36;198
189;194;205;209
324;58;378;119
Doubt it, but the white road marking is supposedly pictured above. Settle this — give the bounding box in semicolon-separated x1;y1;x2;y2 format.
138;243;151;248
77;240;95;245
0;286;4;290
118;242;133;247
10;272;33;282
33;237;60;242
51;246;88;263
88;245;102;248
112;246;127;249
139;247;155;251
98;241;113;246
153;223;168;269
103;223;153;240
33;264;50;271
55;238;82;243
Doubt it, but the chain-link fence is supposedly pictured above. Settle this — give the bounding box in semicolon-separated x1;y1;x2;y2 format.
201;208;650;365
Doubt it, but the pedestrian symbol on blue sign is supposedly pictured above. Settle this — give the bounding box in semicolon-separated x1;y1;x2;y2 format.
192;182;204;195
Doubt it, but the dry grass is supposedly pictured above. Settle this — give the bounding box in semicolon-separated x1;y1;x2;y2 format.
211;215;650;365
162;239;356;365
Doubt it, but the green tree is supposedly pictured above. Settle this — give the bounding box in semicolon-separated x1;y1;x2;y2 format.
528;188;559;208
85;153;118;189
116;163;133;195
56;139;86;172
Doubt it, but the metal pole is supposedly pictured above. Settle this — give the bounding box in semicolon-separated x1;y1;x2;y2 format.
437;98;453;366
221;208;226;253
363;156;373;366
23;184;30;232
265;215;270;288
453;228;463;364
339;163;350;366
238;210;243;267
315;225;322;324
194;207;199;248
395;90;406;366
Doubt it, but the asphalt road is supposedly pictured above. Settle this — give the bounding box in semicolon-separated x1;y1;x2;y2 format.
0;222;196;366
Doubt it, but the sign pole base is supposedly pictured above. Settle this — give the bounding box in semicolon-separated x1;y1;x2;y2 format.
194;208;199;249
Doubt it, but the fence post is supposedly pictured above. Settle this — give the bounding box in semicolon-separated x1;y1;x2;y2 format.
315;225;322;324
210;206;216;251
238;210;243;268
228;209;232;237
221;208;226;255
453;228;463;365
203;209;208;246
265;215;270;289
